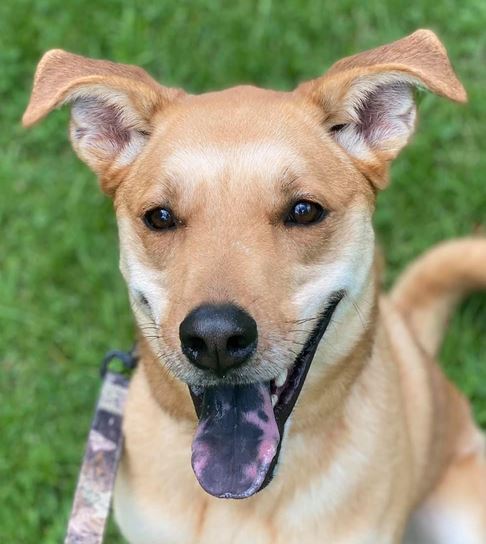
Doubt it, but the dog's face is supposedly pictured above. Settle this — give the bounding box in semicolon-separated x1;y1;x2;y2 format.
115;86;375;387
24;29;465;499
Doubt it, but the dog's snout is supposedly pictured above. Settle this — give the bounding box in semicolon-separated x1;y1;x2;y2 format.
179;304;258;376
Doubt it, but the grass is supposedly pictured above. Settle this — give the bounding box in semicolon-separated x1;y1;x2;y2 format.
0;1;485;542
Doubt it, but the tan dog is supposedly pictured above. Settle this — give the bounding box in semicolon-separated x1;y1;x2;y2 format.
23;30;486;543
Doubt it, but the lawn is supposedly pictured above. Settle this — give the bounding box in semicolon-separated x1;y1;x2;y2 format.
0;1;485;542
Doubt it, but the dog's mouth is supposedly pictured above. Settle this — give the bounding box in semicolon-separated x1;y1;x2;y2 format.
188;291;344;499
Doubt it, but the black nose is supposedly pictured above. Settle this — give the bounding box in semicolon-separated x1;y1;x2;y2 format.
179;304;258;376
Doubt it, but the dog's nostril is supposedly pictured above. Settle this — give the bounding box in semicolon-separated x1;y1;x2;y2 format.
186;336;207;355
227;334;251;353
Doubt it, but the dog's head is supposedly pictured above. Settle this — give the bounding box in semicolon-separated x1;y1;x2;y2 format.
24;30;465;499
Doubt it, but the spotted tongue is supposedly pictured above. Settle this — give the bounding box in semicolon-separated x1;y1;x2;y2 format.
191;382;280;499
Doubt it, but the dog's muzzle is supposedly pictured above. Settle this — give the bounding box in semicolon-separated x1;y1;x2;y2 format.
188;291;345;499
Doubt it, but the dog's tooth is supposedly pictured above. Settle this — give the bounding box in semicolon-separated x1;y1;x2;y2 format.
275;369;288;388
271;394;278;408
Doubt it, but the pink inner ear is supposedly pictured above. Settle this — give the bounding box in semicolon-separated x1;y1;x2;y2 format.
331;79;417;160
69;95;150;172
72;97;132;153
358;82;416;149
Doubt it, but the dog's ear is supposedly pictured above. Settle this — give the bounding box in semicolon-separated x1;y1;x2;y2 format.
23;49;184;194
296;29;467;189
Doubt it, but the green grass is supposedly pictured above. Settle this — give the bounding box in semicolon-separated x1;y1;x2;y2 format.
0;1;485;542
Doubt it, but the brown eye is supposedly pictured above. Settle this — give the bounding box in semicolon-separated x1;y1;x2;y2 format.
285;200;326;226
143;207;177;230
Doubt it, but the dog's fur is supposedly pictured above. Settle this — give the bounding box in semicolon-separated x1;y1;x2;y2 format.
24;30;486;543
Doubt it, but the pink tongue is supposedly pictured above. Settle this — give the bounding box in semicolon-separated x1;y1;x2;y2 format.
191;382;280;499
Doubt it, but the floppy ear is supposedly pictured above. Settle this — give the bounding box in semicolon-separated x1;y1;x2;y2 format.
23;49;184;194
296;29;467;189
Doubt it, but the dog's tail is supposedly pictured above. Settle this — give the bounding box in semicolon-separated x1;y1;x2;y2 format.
390;237;486;358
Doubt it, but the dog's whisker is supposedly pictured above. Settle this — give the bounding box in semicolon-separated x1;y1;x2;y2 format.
286;328;313;335
137;325;159;331
284;316;321;325
349;297;367;331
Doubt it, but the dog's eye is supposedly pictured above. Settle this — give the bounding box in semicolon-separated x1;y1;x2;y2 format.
285;201;326;226
143;207;177;231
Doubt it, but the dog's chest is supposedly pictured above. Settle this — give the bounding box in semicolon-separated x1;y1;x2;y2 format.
113;430;400;544
114;466;273;544
113;366;409;544
113;465;399;544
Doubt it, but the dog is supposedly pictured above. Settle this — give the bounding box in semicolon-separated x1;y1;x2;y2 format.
23;29;486;543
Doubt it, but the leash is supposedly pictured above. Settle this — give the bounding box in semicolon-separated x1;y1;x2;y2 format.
64;348;138;544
